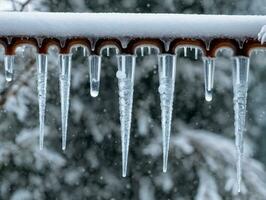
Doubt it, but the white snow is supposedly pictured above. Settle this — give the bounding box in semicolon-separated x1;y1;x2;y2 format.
0;12;265;38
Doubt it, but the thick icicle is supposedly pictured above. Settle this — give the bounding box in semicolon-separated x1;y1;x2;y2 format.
88;55;102;97
116;54;136;177
158;54;176;172
59;54;72;151
141;47;145;56
37;54;48;150
232;56;249;193
202;57;215;102
4;55;14;82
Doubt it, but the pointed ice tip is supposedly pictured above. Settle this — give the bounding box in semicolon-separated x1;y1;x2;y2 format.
62;145;66;151
122;170;127;177
163;152;168;173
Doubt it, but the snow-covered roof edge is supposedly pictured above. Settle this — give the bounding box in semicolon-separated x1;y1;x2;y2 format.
0;12;266;39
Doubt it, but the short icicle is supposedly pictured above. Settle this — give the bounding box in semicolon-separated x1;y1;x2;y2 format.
232;56;250;193
116;54;136;177
59;54;72;151
158;54;176;172
4;55;14;82
37;54;48;150
88;55;102;97
202;57;216;102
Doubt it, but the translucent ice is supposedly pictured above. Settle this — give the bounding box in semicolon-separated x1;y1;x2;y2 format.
88;55;102;97
116;54;136;177
4;55;14;82
158;54;176;172
232;56;249;193
202;57;215;102
37;54;48;150
59;54;72;151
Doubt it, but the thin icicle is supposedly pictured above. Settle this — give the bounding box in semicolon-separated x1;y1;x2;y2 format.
184;47;187;57
195;48;198;60
59;54;72;151
202;57;215;102
158;54;176;173
148;46;151;55
4;55;14;82
106;47;110;57
141;47;145;56
37;54;48;150
88;55;102;97
83;47;87;57
116;54;136;177
232;56;250;193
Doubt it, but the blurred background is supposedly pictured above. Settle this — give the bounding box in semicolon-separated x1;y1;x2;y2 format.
1;0;266;199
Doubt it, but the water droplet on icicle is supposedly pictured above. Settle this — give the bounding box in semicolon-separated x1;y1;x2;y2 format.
88;55;102;97
59;54;72;151
116;54;136;177
202;57;215;102
232;56;250;193
158;54;176;172
37;54;48;150
4;55;14;82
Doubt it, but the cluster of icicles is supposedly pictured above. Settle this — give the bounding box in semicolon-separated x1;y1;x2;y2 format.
3;45;249;192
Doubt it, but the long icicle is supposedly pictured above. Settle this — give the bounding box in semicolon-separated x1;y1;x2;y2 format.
59;54;72;151
202;57;215;102
37;54;48;150
158;54;176;172
116;54;136;177
4;55;14;82
88;55;102;97
232;56;249;193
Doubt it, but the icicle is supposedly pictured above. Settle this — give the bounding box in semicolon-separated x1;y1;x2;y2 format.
4;55;14;82
158;54;176;173
184;47;187;57
106;47;110;57
37;54;48;150
88;55;102;97
59;54;72;151
116;54;136;177
202;57;215;102
83;47;87;57
232;56;250;193
141;47;145;56
148;46;151;55
195;48;198;60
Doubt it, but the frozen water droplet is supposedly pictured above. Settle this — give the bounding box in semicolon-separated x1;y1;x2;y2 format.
59;38;66;48
4;55;14;82
6;36;12;45
36;37;44;48
232;56;249;193
119;37;130;49
89;55;101;97
59;54;72;150
158;54;176;172
116;54;136;177
37;54;48;150
203;57;215;102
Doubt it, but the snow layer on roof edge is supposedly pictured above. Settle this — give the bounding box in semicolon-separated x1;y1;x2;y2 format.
0;12;266;39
